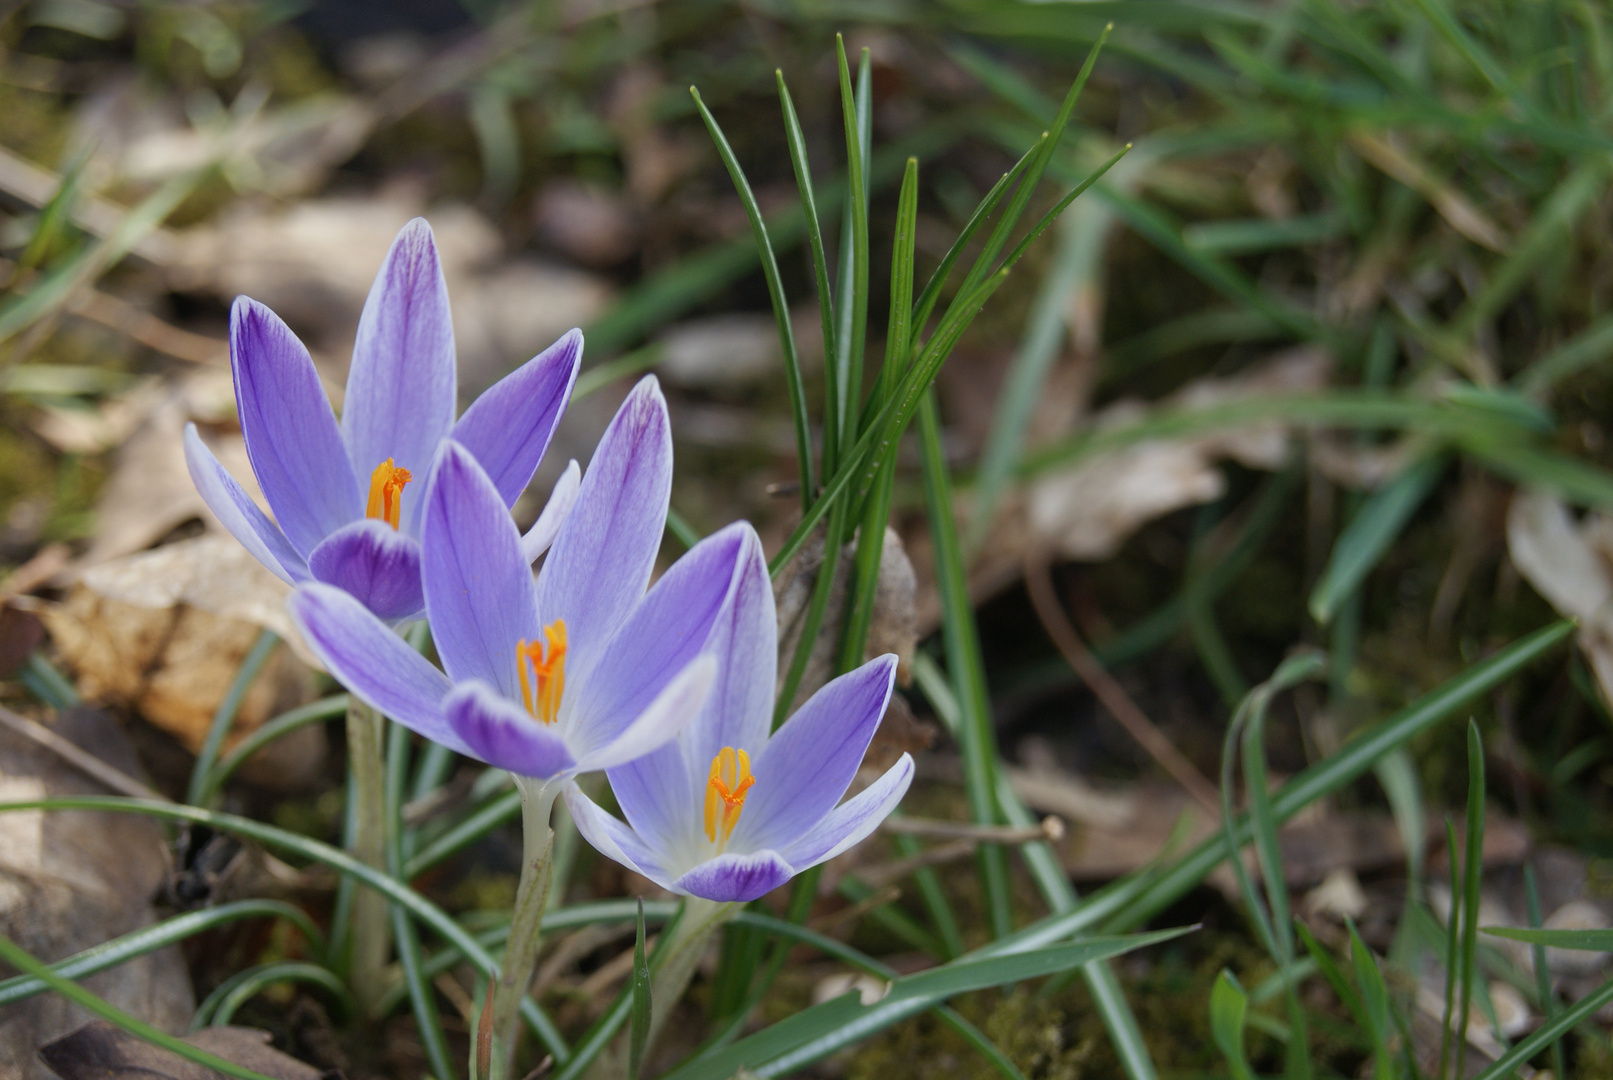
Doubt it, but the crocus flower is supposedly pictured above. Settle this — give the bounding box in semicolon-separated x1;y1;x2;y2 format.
564;527;915;903
185;217;583;622
288;377;750;782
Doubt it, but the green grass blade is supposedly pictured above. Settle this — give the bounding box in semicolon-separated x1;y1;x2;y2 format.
774;495;851;726
688;85;815;513
386;720;456;1077
1455;720;1487;1079
919;389;1012;937
1470;973;1613;1080
833;39;872;453
1439;820;1462;1079
1347;922;1392;1080
1483;925;1613;951
1523;865;1568;1080
1210;970;1257;1080
407;787;520;878
662;928;1192;1080
1309;456;1447;624
778;71;838;428
665;506;702;551
0;931;277;1080
0;900;325;1006
0;796;569;1061
187;629;278;806
207;962;355;1027
1516;309;1613;395
630;899;651;1079
199;694;348;806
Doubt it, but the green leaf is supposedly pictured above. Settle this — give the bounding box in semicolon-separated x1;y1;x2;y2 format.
662;928;1192;1080
0;931;277;1080
1347;922;1392;1080
1209;970;1256;1080
1470;974;1613;1080
630;899;651;1079
1482;925;1613;952
1309;456;1446;625
187;629;279;806
1456;720;1487;1078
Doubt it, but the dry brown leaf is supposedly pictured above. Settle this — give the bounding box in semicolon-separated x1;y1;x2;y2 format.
1505;488;1613;707
773;526;917;714
36;536;321;779
39;1022;324;1080
1029;346;1331;560
0;710;193;1077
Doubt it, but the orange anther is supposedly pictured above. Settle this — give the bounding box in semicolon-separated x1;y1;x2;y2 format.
365;458;413;530
704;747;754;846
516;620;568;724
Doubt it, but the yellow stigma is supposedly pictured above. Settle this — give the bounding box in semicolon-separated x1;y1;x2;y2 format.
365;458;413;530
703;747;754;847
516;620;568;725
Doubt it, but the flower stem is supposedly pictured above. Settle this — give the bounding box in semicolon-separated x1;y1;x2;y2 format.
345;697;391;1014
494;776;559;1073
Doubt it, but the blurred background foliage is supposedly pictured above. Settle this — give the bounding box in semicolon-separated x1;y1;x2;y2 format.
4;0;1613;1077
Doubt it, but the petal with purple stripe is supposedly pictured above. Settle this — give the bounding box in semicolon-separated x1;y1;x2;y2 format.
774;753;913;870
444;681;576;780
574;653;714;772
672;850;794;903
520;460;579;565
183;423;307;585
307;519;425;622
288;583;462;753
231;297;362;557
340;218;456;537
421;441;540;696
679;524;775;770
732;655;897;852
536;376;671;662
452;328;581;508
564;785;675;891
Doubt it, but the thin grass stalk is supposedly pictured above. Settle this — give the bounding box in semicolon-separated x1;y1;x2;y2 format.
495;776;559;1073
407;787;521;877
186;629;279;806
345;697;391;1014
832;40;872;456
778;70;838;481
689;86;814;513
384;721;456;1077
918;389;1013;937
1438;820;1462;1080
206;963;356;1027
0;932;277;1080
198;694;348;807
1524;864;1568;1079
774;495;851;727
1455;720;1486;1079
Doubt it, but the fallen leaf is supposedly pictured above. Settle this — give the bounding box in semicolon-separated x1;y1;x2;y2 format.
1028;346;1331;560
36;536;324;784
39;1021;325;1080
1504;488;1613;707
0;710;193;1077
773;526;917;714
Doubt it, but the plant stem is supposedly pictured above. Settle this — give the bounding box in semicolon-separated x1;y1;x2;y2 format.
495;776;559;1073
345;697;390;1014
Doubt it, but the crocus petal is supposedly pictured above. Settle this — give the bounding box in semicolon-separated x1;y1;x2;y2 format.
734;655;898;852
445;681;576;779
183;423;307;585
575;653;714;772
520;460;580;565
680;524;775;770
672;851;794;903
231;297;363;557
288;583;463;753
775;753;914;870
536;376;671;662
571;522;747;746
452;329;581;508
564;784;676;891
341;218;456;536
422;441;541;697
307;519;424;622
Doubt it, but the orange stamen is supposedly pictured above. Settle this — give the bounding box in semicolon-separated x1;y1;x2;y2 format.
703;747;755;846
516;620;568;725
365;458;413;530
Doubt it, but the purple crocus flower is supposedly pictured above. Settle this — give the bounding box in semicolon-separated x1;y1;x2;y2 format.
287;377;750;782
184;217;582;622
564;528;915;903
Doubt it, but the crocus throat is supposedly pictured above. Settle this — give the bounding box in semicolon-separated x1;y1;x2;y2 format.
517;620;567;725
365;459;413;530
704;747;754;848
